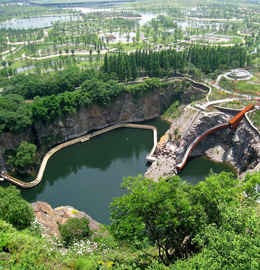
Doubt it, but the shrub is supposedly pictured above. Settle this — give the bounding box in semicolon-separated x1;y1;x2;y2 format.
59;217;92;247
0;186;34;230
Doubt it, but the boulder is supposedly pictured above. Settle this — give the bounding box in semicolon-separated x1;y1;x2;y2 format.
32;201;101;239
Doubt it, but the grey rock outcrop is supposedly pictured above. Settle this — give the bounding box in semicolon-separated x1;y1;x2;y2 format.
0;80;208;173
33;85;181;150
176;112;233;163
32;201;101;239
148;108;260;181
226;121;260;174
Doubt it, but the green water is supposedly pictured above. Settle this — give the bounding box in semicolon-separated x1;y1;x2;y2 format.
179;156;237;185
0;119;237;225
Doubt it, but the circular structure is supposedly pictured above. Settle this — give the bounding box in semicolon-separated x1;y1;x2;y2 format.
225;69;253;80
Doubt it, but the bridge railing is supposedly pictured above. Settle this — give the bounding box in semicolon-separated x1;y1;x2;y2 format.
176;123;230;170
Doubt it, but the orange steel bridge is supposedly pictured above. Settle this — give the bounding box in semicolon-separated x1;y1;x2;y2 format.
176;103;255;171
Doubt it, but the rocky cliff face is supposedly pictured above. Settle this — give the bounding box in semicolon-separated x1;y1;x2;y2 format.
175;111;260;174
175;112;233;163
32;201;102;239
145;108;260;181
226;121;260;175
0;131;31;156
0;80;207;172
33;83;193;150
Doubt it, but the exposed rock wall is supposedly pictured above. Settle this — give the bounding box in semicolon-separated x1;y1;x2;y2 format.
146;108;260;181
0;80;207;172
33;84;182;149
226;121;260;174
175;112;260;174
32;201;101;239
0;131;31;156
175;112;233;162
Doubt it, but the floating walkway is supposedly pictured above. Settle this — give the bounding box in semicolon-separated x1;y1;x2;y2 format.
1;123;157;188
176;103;255;171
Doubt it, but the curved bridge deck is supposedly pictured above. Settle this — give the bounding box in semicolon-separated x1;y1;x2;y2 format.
1;123;157;188
176;123;229;170
176;103;255;171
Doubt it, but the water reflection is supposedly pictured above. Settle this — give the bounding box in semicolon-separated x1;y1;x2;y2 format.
0;119;237;224
179;156;237;185
1;119;170;224
0;15;79;30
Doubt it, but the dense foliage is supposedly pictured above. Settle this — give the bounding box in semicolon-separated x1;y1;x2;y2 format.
102;46;246;81
1;172;260;269
59;217;92;248
8;141;37;171
0;94;32;133
0;185;34;230
3;68;97;99
110;171;260;266
110;175;202;265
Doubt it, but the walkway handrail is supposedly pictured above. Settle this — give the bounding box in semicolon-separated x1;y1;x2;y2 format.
2;123;157;188
245;109;260;136
176;123;230;170
176;104;256;170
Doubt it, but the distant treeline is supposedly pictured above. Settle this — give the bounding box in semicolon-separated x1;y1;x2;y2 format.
102;46;246;81
1;69;169;132
0;45;246;133
4;68;96;99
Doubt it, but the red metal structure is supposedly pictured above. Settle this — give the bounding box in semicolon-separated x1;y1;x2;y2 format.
177;103;255;171
229;103;255;130
176;123;229;170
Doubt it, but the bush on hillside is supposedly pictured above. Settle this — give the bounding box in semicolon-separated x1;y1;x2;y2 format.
58;217;92;247
0;185;34;230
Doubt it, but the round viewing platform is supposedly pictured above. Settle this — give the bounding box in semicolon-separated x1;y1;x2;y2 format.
224;69;253;80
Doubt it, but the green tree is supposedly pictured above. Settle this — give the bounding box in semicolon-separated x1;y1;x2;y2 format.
126;34;130;44
0;94;32;133
173;201;260;269
174;128;179;139
64;47;69;56
231;60;240;69
7;60;12;67
110;175;204;265
58;217;92;247
247;55;252;67
14;141;37;171
0;185;34;230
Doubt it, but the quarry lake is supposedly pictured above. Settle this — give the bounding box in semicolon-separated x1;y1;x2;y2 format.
1;119;237;225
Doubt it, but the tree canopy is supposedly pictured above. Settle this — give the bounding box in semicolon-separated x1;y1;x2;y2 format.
110;171;260;266
0;185;34;230
13;141;37;171
58;217;92;248
0;94;32;133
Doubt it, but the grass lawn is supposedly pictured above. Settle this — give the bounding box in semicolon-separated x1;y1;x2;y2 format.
216;99;257;109
208;85;237;101
219;77;260;95
248;110;260;130
121;43;145;51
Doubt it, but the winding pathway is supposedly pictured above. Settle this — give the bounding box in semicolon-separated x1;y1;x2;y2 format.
1;123;157;188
